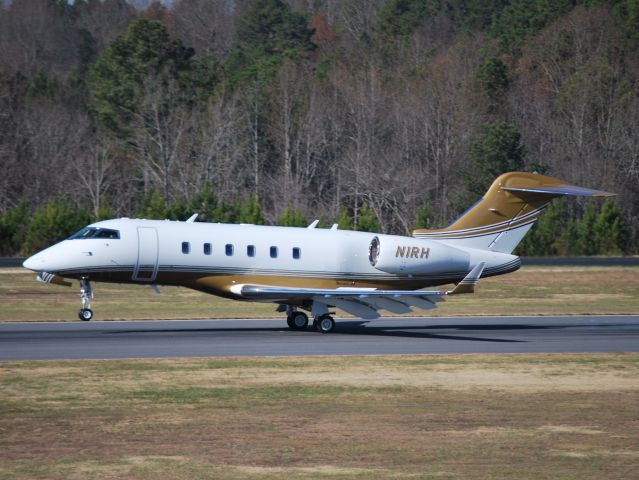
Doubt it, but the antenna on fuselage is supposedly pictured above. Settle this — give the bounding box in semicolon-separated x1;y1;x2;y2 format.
186;213;198;223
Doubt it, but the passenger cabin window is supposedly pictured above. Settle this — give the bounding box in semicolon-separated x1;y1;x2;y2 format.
225;244;234;256
247;245;256;257
270;246;278;258
182;242;190;254
68;227;120;240
292;247;301;260
203;243;212;255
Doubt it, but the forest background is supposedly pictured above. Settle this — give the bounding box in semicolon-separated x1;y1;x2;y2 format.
0;0;637;256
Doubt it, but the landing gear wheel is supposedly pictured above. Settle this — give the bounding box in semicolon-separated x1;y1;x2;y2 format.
79;277;94;321
287;312;308;330
316;315;335;334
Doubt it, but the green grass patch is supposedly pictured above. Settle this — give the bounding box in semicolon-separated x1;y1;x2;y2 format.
1;266;638;321
1;355;638;479
126;385;348;405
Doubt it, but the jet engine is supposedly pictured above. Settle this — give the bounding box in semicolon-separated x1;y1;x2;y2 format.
368;236;470;275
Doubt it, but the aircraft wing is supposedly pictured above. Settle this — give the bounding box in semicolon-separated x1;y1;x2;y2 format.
231;263;485;320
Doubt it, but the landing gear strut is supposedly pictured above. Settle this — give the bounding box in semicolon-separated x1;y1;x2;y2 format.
78;277;93;321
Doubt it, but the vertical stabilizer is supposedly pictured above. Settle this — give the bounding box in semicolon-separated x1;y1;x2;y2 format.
413;172;614;253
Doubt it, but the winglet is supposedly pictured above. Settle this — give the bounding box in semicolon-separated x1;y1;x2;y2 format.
449;262;486;295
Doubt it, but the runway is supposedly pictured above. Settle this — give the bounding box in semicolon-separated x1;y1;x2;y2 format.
1;315;638;360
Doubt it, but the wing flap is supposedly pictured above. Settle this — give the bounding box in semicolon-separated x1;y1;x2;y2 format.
399;296;438;310
358;296;413;314
325;298;380;319
232;263;485;318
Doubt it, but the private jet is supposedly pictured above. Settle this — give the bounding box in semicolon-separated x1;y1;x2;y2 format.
22;172;613;333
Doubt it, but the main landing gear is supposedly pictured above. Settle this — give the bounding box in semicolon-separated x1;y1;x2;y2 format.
286;310;309;330
314;315;336;334
78;277;93;321
285;307;335;334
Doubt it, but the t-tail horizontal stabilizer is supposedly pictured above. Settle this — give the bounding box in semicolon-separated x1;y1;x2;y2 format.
448;262;486;295
501;184;614;198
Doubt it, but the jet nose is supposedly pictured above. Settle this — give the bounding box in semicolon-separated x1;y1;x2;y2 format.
23;253;45;271
22;255;36;271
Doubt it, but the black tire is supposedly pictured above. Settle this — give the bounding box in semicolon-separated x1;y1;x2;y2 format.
78;308;93;321
288;312;308;330
316;315;335;334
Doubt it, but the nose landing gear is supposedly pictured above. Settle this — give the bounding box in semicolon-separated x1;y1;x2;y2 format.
78;277;93;321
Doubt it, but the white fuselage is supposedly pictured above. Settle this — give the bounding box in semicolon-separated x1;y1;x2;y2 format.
23;218;520;298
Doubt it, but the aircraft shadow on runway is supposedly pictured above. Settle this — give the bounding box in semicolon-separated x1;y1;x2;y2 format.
99;322;582;343
102;320;639;343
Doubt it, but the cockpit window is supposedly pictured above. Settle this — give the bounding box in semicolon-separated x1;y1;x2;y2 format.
94;229;119;239
68;227;120;240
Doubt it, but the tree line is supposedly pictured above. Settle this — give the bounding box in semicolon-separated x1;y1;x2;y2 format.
0;0;637;256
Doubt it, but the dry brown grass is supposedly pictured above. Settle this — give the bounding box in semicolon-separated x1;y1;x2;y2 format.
1;354;638;479
1;266;638;321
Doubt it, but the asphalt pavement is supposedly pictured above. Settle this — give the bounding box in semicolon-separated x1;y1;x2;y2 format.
1;315;638;360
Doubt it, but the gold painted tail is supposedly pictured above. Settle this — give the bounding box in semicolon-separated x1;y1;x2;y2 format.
413;172;614;253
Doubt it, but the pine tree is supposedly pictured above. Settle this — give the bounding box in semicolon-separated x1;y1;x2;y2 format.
0;203;29;256
356;203;381;233
22;200;91;255
181;184;223;222
473;57;509;112
464;123;526;198
555;218;578;256
237;0;315;54
238;196;265;225
375;0;431;38
335;208;353;230
136;191;168;220
594;200;629;255
88;19;217;136
278;206;307;227
413;196;431;230
517;201;563;256
575;204;598;255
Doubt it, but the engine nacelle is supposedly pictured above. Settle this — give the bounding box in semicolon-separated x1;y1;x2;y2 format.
368;236;470;275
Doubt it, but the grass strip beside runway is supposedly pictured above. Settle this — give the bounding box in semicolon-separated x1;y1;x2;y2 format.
0;266;638;321
1;354;638;479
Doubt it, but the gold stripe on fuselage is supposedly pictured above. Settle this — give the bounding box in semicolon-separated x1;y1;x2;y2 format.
68;260;520;300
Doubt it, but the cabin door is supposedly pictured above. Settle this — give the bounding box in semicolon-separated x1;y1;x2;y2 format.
133;227;159;282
